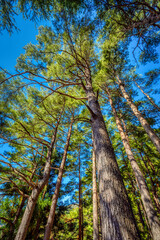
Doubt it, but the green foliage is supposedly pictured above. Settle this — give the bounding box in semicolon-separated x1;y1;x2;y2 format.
1;4;160;239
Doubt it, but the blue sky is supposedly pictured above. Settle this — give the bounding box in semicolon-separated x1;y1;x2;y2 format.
0;14;50;72
0;14;159;152
1;13;159;76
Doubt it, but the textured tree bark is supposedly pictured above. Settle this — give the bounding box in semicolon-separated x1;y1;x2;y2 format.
92;143;99;240
122;152;146;233
43;119;73;240
13;196;26;226
138;151;160;213
140;146;160;190
15;115;61;240
84;67;140;240
33;217;41;240
133;79;160;112
117;75;160;154
106;87;160;240
78;147;83;240
6;196;26;240
138;186;153;239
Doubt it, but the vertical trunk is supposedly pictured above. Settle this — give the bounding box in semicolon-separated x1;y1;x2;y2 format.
138;151;160;212
117;75;160;153
7;196;26;240
33;217;41;240
133;79;160;112
122;152;145;232
81;199;84;240
78;147;83;240
97;190;102;239
33;186;48;240
85;67;139;240
106;87;160;240
13;196;26;226
140;146;160;190
15;116;61;240
43;119;73;240
138;186;153;239
92;142;99;240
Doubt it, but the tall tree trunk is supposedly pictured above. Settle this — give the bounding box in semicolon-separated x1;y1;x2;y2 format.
117;75;160;153
6;196;26;240
106;86;160;240
122;152;146;232
13;196;26;226
133;79;160;112
78;147;83;240
33;217;41;240
138;151;160;213
43;118;73;240
33;185;48;240
137;185;153;239
15;115;61;240
84;67;140;240
139;145;160;190
92;141;99;240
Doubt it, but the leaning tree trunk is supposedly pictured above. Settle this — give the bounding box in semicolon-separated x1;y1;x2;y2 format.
122;152;146;234
43;118;73;240
139;144;160;190
15;115;61;240
92;142;99;240
117;75;160;153
84;66;140;240
106;86;160;240
138;151;160;213
133;79;160;112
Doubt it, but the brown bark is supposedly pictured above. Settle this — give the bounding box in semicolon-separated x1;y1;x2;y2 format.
140;146;160;190
106;86;160;240
117;75;160;154
138;185;153;239
78;148;83;240
92;143;99;240
15;115;61;240
1;196;26;240
43;118;73;240
133;80;160;112
84;66;140;240
33;217;41;240
138;152;160;213
122;152;146;231
13;196;26;226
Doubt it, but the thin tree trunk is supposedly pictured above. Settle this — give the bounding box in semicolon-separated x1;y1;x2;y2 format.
106;86;160;240
33;185;48;240
122;152;145;232
92;141;99;240
81;198;84;240
15;115;61;240
138;186;153;239
140;146;160;190
33;217;41;240
6;196;26;240
43;118;73;240
133;79;160;112
84;67;140;240
127;127;160;210
138;151;160;212
117;75;160;153
78;147;83;240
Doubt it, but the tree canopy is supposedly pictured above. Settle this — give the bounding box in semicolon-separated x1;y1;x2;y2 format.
0;1;160;240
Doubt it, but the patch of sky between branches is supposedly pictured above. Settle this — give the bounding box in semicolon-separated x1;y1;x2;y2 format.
0;13;52;73
128;37;160;104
